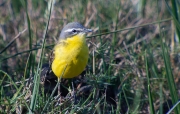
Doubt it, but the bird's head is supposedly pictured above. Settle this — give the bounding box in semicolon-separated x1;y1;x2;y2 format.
59;22;92;40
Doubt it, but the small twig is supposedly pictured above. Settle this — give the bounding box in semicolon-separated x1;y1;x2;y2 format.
3;77;33;87
87;18;172;38
123;41;141;78
85;12;95;27
0;28;27;54
167;100;180;114
93;49;95;75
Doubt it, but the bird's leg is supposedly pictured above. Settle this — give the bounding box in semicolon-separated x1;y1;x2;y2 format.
71;79;77;104
58;84;60;95
57;78;61;106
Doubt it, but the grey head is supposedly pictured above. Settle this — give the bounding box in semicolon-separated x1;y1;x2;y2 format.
59;22;92;40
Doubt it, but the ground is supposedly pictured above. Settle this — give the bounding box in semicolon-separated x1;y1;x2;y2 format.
0;0;180;114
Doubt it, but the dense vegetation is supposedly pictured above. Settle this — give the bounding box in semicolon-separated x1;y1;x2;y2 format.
0;0;180;113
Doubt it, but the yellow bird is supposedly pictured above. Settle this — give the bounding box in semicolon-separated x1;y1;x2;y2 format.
51;22;92;79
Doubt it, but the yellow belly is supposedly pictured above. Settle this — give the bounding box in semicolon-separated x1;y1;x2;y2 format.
51;35;89;78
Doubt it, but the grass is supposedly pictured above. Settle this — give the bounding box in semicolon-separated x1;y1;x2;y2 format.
0;0;180;113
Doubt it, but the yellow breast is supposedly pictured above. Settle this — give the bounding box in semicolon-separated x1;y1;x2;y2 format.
51;34;89;78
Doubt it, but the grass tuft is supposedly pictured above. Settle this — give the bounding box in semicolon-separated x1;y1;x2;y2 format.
1;0;180;113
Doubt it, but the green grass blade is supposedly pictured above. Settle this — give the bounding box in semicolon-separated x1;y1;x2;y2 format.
28;0;53;113
20;0;33;78
164;0;180;41
0;70;18;90
161;42;180;113
137;0;146;18
145;50;155;114
171;0;180;41
41;81;60;113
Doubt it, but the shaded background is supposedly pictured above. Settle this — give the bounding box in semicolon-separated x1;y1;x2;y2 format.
1;0;180;113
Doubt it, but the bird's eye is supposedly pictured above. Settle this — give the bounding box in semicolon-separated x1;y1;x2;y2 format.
72;29;77;33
